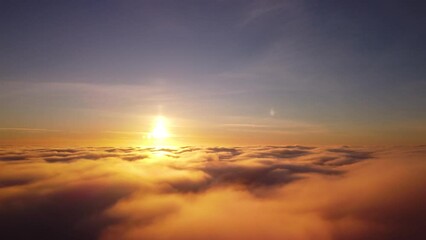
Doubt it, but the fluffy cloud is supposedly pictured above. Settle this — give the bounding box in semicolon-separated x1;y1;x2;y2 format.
0;145;425;240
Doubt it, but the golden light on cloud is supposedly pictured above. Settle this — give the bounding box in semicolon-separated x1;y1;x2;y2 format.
1;146;425;239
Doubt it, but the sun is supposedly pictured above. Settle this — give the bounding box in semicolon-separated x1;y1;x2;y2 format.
145;115;177;148
149;116;169;140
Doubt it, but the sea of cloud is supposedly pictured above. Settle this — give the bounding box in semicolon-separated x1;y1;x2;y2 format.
0;145;425;240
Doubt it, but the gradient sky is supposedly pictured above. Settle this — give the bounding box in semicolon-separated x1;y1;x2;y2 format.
1;0;425;146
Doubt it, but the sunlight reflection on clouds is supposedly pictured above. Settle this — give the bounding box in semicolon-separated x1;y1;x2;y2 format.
0;145;425;240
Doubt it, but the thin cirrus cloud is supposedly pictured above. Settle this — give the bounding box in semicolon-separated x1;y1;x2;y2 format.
0;128;60;132
0;145;425;240
1;0;425;145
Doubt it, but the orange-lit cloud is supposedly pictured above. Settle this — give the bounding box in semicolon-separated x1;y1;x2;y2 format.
0;146;425;240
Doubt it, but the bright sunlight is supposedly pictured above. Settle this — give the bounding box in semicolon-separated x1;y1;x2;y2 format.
149;116;169;140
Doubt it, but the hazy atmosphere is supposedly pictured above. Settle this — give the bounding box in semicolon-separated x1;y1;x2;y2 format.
1;0;425;146
1;0;425;239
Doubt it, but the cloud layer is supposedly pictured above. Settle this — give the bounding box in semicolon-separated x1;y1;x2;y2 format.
0;145;425;240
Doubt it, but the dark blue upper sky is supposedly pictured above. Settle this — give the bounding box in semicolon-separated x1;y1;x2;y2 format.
1;0;425;145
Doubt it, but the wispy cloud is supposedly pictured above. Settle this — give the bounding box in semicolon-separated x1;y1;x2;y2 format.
0;128;60;132
239;0;287;26
221;117;327;134
103;130;148;135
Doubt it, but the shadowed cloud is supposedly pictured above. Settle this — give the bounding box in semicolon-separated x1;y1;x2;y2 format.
0;145;425;240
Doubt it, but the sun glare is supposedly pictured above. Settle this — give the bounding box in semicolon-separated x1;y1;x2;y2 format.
149;116;169;140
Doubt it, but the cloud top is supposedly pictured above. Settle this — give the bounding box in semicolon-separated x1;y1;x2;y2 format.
0;145;425;240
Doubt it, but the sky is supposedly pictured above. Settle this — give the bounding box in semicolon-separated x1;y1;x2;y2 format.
1;0;426;146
